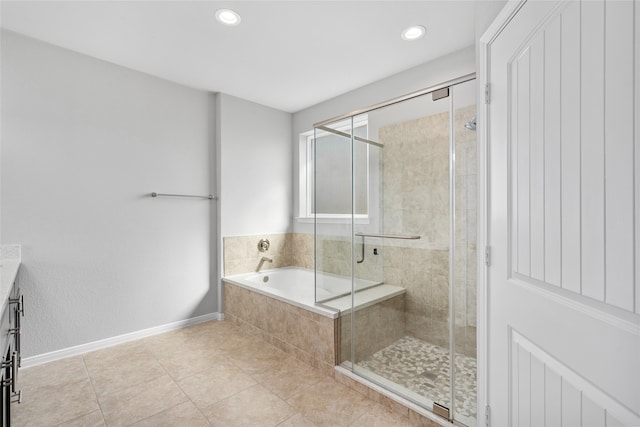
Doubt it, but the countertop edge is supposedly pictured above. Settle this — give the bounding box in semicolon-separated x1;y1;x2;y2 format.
0;260;21;313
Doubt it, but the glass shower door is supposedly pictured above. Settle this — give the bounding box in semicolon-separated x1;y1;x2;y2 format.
451;79;478;426
313;118;355;310
350;91;454;415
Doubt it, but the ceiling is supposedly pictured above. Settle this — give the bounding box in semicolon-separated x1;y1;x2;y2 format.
1;1;478;112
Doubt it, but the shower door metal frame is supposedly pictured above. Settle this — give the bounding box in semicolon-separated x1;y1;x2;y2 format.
313;73;476;128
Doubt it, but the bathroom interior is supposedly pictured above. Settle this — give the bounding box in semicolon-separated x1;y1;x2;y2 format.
5;1;637;426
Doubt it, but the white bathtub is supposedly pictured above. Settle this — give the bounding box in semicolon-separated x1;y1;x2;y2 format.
223;267;405;318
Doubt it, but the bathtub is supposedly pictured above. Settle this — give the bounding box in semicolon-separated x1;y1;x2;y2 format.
223;267;406;372
223;267;405;318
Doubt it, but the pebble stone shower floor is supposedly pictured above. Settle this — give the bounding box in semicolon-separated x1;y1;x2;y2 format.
357;336;477;421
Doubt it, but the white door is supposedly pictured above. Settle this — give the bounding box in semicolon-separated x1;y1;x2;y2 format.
484;1;639;426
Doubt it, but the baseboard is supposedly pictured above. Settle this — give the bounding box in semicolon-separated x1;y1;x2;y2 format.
21;312;224;368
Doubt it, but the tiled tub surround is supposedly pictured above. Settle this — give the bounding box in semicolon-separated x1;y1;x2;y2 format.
224;280;338;376
223;233;314;276
223;268;406;376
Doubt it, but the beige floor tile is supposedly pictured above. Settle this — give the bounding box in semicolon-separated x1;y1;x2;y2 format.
156;345;227;382
201;384;296;427
177;358;256;409
277;413;318;426
82;339;148;364
142;328;197;357
16;321;424;427
183;320;240;337
211;330;257;354
84;343;167;397
230;340;290;375
13;378;100;427
131;401;210;427
254;357;325;400
56;409;105;427
349;403;413;427
19;356;88;391
408;410;442;427
286;377;377;427
99;374;188;426
142;322;234;357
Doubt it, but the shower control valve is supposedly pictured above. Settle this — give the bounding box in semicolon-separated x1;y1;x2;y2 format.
258;238;270;252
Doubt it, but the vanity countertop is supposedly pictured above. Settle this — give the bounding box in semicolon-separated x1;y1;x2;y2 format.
0;245;21;312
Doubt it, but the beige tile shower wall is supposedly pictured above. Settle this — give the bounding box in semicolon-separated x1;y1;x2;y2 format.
378;106;477;357
223;233;293;276
454;105;478;330
315;235;384;282
381;112;450;248
224;233;316;276
382;246;450;348
379;111;451;351
224;282;337;376
291;233;314;269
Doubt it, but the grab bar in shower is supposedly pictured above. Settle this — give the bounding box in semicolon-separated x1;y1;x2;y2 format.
354;232;421;240
355;232;420;263
151;192;217;200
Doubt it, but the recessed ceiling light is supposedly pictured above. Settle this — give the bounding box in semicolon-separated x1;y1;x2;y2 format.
401;25;426;41
215;9;241;26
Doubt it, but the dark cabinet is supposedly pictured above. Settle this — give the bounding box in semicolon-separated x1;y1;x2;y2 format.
1;281;24;426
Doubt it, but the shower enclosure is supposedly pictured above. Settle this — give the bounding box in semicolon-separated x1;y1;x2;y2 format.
313;75;477;425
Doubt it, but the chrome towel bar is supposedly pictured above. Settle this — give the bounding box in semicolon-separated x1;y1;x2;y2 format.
151;192;217;200
354;232;420;240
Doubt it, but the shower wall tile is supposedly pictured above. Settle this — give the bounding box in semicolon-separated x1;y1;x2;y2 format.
378;105;477;358
291;233;314;269
224;233;298;276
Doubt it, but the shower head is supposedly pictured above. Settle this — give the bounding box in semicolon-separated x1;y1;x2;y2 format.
464;116;476;131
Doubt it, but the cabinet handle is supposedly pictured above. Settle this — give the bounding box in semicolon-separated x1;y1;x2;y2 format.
9;294;23;367
10;352;18;394
1;352;22;404
8;295;24;317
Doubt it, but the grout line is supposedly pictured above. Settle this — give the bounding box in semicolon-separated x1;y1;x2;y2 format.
81;355;107;426
171;377;215;425
53;410;104;427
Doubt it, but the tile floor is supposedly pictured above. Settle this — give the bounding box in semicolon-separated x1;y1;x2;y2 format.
356;336;477;420
14;320;421;427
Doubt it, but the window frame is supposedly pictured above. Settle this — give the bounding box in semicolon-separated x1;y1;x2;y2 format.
298;116;370;222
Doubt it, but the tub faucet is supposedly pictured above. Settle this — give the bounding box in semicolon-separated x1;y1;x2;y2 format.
256;256;273;272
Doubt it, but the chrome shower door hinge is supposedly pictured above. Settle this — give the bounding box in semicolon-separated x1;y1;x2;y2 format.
485;246;491;266
485;83;491;104
485;405;491;426
433;402;450;420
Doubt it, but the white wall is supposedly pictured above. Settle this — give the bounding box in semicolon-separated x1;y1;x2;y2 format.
292;45;476;234
1;31;216;358
217;93;292;238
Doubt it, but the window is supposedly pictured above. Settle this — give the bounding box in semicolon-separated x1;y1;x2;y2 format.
298;116;369;220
